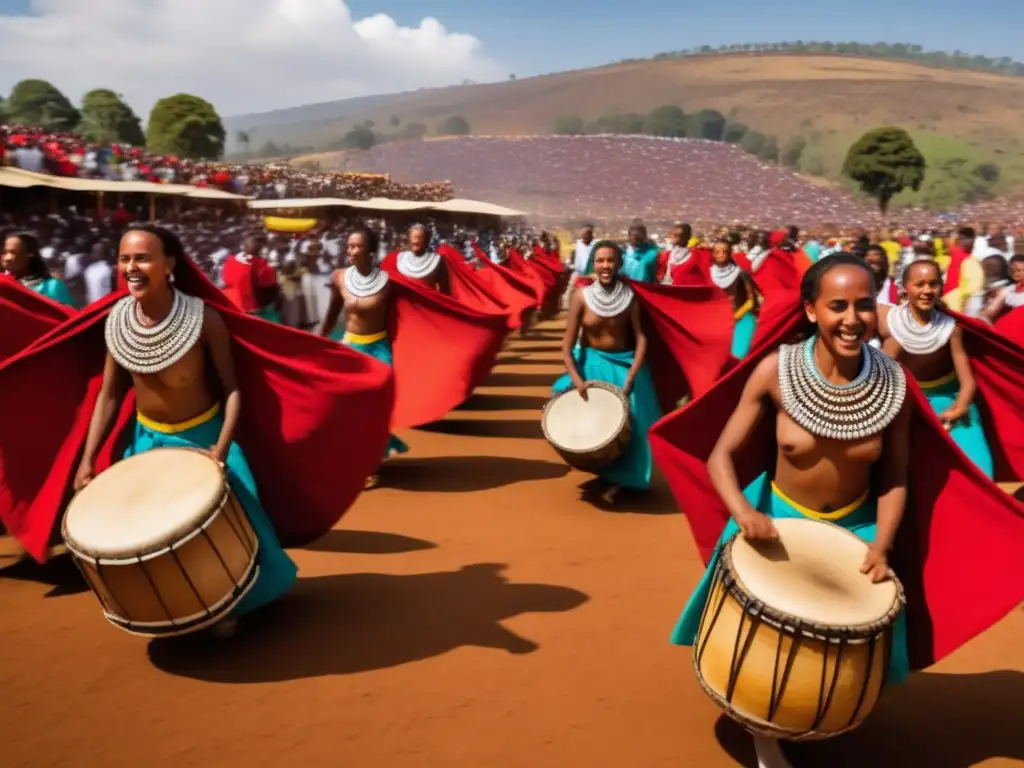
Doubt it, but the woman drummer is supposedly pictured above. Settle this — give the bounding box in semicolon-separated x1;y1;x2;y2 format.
710;238;762;359
555;241;662;505
72;225;297;638
2;231;76;307
879;259;994;478
670;253;911;768
319;224;409;489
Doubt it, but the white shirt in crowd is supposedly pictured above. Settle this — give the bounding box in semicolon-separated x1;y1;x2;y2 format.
574;240;593;273
13;146;45;172
301;267;333;328
83;260;114;304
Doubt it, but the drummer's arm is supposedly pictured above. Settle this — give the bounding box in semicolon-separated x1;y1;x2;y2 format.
873;399;911;556
318;270;344;337
79;353;129;473
205;310;240;464
624;297;646;394
562;289;586;389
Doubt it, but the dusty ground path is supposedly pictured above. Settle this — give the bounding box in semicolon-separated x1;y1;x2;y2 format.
2;316;1022;767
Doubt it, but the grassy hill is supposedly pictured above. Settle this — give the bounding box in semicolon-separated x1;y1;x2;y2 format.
227;53;1024;198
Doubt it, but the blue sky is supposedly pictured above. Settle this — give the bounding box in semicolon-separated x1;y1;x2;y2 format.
1;0;1021;81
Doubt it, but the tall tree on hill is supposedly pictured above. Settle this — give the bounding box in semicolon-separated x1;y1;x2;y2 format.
6;79;79;131
643;105;687;137
688;109;727;141
842;126;926;215
0;96;7;124
757;135;780;163
553;114;585;135
342;126;377;150
781;135;808;168
236;130;252;160
724;123;749;144
77;89;145;146
147;94;226;159
439;115;471;136
739;130;766;155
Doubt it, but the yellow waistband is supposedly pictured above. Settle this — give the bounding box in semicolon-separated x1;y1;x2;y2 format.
771;482;869;522
734;297;755;321
136;403;221;434
918;370;957;390
343;330;387;345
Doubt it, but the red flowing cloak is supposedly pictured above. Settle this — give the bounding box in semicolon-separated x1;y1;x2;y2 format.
508;249;554;306
0;258;395;562
944;246;971;296
648;299;1024;669
750;248;803;297
470;243;539;326
995;307;1024;347
0;276;76;361
531;245;569;315
667;248;712;287
572;277;734;405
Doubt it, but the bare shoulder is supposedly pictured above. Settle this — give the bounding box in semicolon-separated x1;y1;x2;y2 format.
748;351;780;400
201;305;229;340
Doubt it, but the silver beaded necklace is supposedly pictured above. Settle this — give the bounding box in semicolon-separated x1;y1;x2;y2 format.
887;302;955;356
582;279;634;318
397;249;441;279
19;275;45;290
344;265;389;298
711;263;741;289
667;246;691;267
105;290;205;374
778;336;906;441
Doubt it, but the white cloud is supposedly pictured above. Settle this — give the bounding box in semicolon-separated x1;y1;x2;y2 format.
0;0;503;118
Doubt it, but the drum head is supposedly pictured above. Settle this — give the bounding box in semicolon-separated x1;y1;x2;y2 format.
729;518;898;629
543;382;627;453
65;448;227;559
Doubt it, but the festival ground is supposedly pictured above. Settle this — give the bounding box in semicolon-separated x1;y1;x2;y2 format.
1;316;1021;768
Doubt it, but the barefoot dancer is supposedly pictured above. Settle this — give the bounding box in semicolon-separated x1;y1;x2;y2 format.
555;241;662;505
396;224;449;294
72;225;297;638
880;260;995;478
670;254;911;768
320;225;409;489
709;238;762;360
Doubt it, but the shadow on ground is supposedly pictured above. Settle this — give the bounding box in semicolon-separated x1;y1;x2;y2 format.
713;669;1024;767
577;475;680;515
415;419;545;441
0;552;88;597
457;393;550;412
302;530;437;555
382;455;569;492
148;563;588;683
484;372;561;389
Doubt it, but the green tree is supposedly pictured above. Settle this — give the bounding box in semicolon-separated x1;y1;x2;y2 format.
342;126;377;150
439;115;471;135
757;135;780;162
688;108;727;141
781;135;808;168
147;93;226;159
553;114;585;135
398;122;427;140
973;162;1000;184
236;130;252;159
6;79;79;130
587;112;645;134
739;130;766;155
724;123;749;143
77;89;145;146
0;96;7;124
643;105;687;137
842;127;926;214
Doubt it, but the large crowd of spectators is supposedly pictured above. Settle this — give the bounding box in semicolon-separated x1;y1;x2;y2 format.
0;124;454;202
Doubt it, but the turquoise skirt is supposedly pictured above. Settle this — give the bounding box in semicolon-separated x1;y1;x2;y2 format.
331;329;410;459
250;305;282;324
124;407;297;619
732;307;757;360
552;345;662;490
670;472;910;686
920;374;994;479
30;276;76;307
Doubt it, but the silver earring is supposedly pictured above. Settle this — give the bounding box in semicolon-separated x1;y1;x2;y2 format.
168;272;176;284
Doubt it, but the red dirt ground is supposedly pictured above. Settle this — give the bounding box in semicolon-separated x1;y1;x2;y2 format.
2;317;1022;767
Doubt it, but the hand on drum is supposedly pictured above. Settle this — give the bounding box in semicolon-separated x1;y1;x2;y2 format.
735;509;779;541
573;379;589;401
859;546;893;583
73;461;94;491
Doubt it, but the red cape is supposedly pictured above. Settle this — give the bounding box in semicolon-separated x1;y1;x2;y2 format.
507;249;553;306
531;245;570;316
0;258;395;562
471;243;539;326
995;306;1024;347
750;248;803;296
649;299;1024;669
944;246;971;295
665;248;713;287
0;276;76;362
573;277;734;404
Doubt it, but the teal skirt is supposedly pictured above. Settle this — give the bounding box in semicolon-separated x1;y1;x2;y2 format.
732;307;757;360
331;329;410;459
670;472;910;686
552;345;662;490
920;374;994;479
124;408;297;618
250;305;282;324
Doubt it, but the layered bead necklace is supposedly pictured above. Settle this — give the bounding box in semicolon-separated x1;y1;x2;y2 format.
397;249;441;279
582;279;634;318
666;246;691;267
105;290;205;374
18;275;45;291
778;336;906;441
710;262;741;290
344;265;389;298
886;302;956;356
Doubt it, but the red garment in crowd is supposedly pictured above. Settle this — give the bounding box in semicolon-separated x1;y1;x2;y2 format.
0;258;395;562
220;253;278;313
945;246;971;295
506;248;551;306
649;298;1024;669
471;243;539;328
995;306;1024;347
666;248;712;287
0;277;76;362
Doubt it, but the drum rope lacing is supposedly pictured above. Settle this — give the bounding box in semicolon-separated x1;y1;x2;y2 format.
344;265;389;298
886;302;956;356
397;249;441;279
582;279;634;318
778;336;906;441
710;263;741;289
105;290;205;374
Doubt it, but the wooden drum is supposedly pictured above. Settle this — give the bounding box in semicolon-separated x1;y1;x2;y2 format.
62;447;260;638
541;380;630;472
694;517;904;741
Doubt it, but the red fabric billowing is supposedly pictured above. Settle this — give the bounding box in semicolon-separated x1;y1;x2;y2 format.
995;307;1024;346
507;248;554;304
0;258;395;562
382;248;509;319
530;245;569;315
0;277;75;362
220;254;278;313
733;250;753;272
752;248;802;296
649;298;1024;669
471;243;538;327
944;246;970;295
667;248;712;287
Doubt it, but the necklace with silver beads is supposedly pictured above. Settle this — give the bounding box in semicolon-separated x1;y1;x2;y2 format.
105;290;205;374
344;265;389;298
